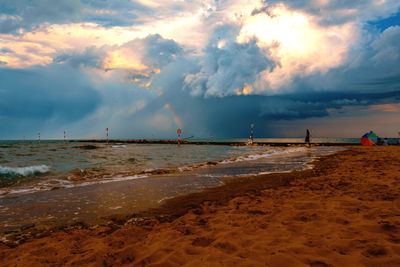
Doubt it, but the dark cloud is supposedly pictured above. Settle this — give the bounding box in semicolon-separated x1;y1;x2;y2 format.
142;34;183;68
133;86;400;138
0;0;152;33
53;47;105;68
0;65;101;138
0;14;22;33
165;90;400;138
0;0;81;33
0;47;13;54
81;0;153;27
122;34;183;69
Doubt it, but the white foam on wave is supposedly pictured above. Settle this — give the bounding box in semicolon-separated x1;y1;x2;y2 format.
221;147;307;164
0;173;149;198
76;174;148;187
0;165;50;177
112;145;127;148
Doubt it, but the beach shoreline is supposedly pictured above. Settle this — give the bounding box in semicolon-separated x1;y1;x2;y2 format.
0;146;327;247
1;146;399;266
0;145;339;242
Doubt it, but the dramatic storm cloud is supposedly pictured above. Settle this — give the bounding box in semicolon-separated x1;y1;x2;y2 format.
0;1;400;139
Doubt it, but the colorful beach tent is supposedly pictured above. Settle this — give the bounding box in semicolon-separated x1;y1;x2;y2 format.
361;131;378;146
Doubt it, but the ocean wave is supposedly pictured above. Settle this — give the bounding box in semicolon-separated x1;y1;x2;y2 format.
0;146;313;197
220;147;306;164
0;165;50;177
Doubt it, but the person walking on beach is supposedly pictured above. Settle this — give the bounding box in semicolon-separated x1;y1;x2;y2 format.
305;129;311;147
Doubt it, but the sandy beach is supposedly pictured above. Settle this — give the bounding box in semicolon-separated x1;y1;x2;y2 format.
0;146;399;266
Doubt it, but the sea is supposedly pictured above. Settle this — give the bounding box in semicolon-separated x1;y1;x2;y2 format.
0;139;351;237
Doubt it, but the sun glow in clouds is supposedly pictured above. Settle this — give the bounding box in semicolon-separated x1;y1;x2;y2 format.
237;4;358;91
104;50;148;71
235;84;253;95
0;23;140;68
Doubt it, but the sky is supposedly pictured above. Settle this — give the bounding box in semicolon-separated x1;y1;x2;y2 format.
0;0;400;139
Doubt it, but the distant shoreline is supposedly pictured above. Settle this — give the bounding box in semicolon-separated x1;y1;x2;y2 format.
73;139;359;146
3;138;397;146
4;137;400;146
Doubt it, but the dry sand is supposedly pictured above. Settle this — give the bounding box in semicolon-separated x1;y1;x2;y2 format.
0;146;399;266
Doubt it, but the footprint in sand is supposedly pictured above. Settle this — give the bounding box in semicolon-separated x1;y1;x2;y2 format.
293;211;319;222
191;237;215;247
247;210;266;216
362;245;388;257
380;222;398;233
214;242;237;253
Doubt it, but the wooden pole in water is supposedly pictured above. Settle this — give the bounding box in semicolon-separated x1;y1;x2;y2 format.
249;124;254;145
398;131;400;145
177;128;182;146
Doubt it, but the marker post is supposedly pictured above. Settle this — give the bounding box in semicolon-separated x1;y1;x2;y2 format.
249;124;254;145
177;128;182;146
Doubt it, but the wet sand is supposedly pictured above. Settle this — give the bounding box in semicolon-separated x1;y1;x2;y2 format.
0;146;399;266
